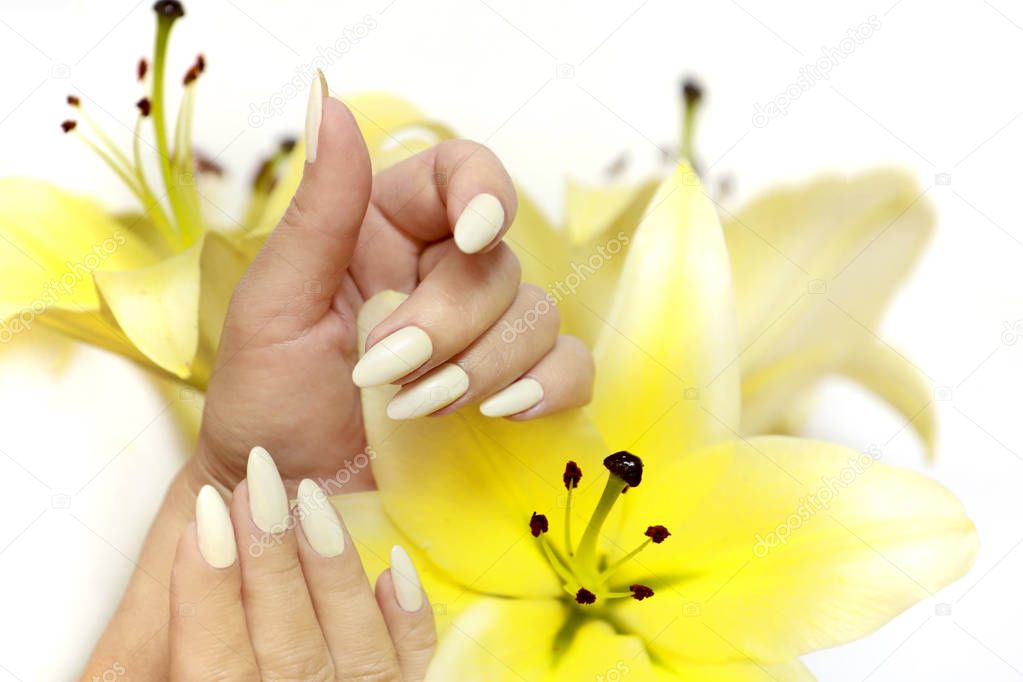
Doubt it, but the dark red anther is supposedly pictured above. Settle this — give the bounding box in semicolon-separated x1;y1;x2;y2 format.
194;152;224;177
563;461;582;490
629;584;654;601
66;95;80;107
153;0;184;20
137;58;148;81
682;78;703;107
645;525;670;544
529;512;548;538
279;137;297;154
136;97;151;117
60;120;77;133
183;65;199;86
575;588;597;605
603;451;643;488
195;53;205;73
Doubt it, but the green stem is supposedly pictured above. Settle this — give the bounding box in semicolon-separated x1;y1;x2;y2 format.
564;487;574;556
574;475;624;569
150;14;190;236
131;116;178;249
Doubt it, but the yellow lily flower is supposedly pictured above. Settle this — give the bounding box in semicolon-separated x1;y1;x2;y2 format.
331;163;976;681
0;2;451;390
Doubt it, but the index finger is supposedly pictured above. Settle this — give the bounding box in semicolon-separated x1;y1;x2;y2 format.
369;138;518;254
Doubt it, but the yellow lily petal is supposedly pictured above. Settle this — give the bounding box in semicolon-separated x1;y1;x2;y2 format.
837;339;937;459
653;651;816;682
612;436;977;663
548;620;657;681
358;291;610;597
426;597;567;682
591;162;740;457
0;179;155;318
330;491;473;635
506;187;570;296
564;177;658;246
93;231;247;380
725;169;934;438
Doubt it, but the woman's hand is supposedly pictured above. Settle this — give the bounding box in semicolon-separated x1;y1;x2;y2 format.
171;447;435;681
197;76;594;491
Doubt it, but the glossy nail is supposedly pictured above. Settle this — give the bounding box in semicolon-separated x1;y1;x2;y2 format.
247;446;289;534
386;363;469;420
479;377;544;417
297;479;345;557
352;326;433;387
304;69;327;163
453;193;504;254
391;545;424;612
195;485;236;569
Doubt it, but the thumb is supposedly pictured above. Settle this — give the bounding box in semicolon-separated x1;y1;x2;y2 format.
232;72;371;331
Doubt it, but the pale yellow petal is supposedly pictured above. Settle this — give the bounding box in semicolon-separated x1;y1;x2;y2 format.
330;491;474;635
837;338;937;459
93;232;246;380
358;291;610;597
564;177;658;246
654;653;816;682
426;597;567;682
591;162;740;458
725;169;934;432
612;436;976;662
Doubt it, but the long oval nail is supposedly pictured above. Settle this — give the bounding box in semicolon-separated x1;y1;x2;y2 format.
454;193;505;254
352;326;433;387
247;446;289;534
479;377;544;417
297;479;345;557
386;363;469;420
196;485;236;568
391;545;424;612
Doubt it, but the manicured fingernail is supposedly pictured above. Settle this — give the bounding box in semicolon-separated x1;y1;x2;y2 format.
391;544;424;612
479;377;544;417
247;446;289;534
195;485;236;569
352;326;433;387
304;69;327;163
297;479;345;558
386;363;469;420
454;193;505;254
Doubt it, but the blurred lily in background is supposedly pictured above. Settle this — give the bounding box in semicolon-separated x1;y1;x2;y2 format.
0;1;934;460
334;163;975;681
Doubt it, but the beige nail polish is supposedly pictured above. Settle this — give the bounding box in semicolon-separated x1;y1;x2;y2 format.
195;485;236;569
454;193;505;254
352;326;433;387
479;377;544;417
304;69;327;163
247;446;289;534
297;479;345;557
386;363;469;420
391;545;424;612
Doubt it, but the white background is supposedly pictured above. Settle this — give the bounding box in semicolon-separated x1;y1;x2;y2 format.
0;0;1021;680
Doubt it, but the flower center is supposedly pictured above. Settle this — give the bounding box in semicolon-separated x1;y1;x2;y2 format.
529;452;668;606
59;0;296;251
